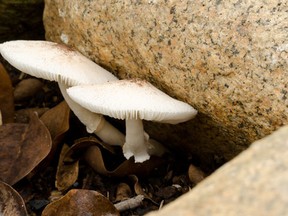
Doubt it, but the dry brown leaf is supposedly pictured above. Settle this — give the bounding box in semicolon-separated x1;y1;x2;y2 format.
40;101;70;165
115;183;132;202
129;175;147;196
64;136;118;164
59;136;165;186
85;145;165;177
0;180;28;216
76;137;166;177
129;175;160;206
13;78;44;102
0;63;14;123
0;112;52;185
188;164;206;184
40;101;70;144
130;175;155;201
15;108;49;123
55;144;79;191
42;189;119;216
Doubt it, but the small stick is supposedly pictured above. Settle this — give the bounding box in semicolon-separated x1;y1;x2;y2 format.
114;195;145;212
0;110;2;126
159;200;165;210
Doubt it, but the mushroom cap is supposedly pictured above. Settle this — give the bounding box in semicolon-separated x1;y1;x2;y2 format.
67;79;197;124
0;40;117;86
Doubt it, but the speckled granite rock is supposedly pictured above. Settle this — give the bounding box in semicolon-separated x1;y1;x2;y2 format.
43;0;288;168
147;125;288;216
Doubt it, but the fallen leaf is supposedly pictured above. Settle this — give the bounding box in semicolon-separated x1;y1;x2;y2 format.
40;101;70;164
188;164;205;184
129;175;158;205
55;144;79;191
115;183;132;202
42;189;119;216
0;63;14;123
13;78;44;102
40;101;70;144
129;175;152;198
0;112;52;185
63;136;118;164
80;137;166;177
15;108;49;123
86;146;165;177
0;180;28;216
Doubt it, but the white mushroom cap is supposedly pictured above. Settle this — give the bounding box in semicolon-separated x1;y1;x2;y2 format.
0;40;125;147
68;79;197;163
0;40;117;85
67;79;197;124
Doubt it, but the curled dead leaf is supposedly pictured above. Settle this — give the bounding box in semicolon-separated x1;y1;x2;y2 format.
62;136;165;178
42;189;119;216
63;136;117;164
81;137;165;177
55;144;79;191
0;112;52;185
128;175;158;206
64;136;117;163
129;175;148;197
0;180;28;216
85;146;165;177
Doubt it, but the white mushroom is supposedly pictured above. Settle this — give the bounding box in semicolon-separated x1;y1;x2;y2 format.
0;40;125;146
67;79;198;163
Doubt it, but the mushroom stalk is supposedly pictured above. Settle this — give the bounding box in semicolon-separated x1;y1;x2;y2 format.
58;83;125;146
123;118;150;163
66;79;197;163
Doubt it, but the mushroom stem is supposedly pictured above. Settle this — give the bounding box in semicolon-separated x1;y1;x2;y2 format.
58;83;125;146
123;118;150;163
144;132;167;157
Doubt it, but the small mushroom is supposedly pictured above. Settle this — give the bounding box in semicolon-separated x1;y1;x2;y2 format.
67;79;197;163
0;40;125;146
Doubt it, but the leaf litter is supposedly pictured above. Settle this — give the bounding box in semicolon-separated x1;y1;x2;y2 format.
0;180;28;216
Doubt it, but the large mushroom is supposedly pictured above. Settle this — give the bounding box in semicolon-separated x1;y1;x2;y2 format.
0;40;124;146
67;79;197;163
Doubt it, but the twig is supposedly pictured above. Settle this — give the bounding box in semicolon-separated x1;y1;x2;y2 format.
114;195;145;212
0;110;2;126
159;200;165;210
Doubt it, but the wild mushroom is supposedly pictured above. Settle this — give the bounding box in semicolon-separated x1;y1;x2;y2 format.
67;79;197;163
0;40;125;146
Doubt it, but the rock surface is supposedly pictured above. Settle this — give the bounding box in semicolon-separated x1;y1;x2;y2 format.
147;125;288;216
43;0;288;168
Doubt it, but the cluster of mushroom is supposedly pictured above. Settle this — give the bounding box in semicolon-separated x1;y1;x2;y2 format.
0;40;197;163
